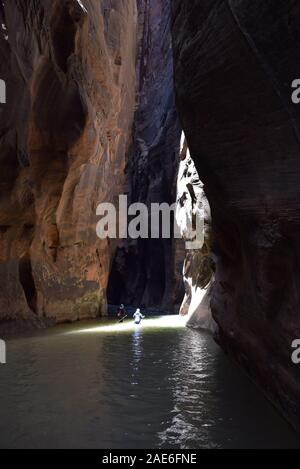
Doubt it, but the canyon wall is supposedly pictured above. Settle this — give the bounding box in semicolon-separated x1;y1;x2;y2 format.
107;0;183;311
176;135;215;332
0;0;182;329
172;0;300;429
0;0;138;325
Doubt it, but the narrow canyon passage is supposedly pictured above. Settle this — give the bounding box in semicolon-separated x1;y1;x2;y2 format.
0;319;299;449
1;0;300;450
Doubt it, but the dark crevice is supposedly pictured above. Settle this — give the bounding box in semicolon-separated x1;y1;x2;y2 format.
19;255;38;314
0;1;7;30
50;4;76;73
0;225;10;234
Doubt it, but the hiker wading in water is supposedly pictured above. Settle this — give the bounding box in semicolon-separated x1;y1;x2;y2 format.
133;308;145;325
116;304;127;323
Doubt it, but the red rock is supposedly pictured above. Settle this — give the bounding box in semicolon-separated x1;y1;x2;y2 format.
0;0;184;327
0;0;138;324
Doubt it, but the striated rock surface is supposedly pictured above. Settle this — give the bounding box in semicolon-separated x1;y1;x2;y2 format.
0;0;138;325
0;0;183;328
176;134;215;331
107;0;183;311
172;0;300;428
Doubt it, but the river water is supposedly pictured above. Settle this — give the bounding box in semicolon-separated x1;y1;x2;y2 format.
0;316;299;449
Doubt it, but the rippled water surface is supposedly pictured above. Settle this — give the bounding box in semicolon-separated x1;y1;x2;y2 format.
0;316;299;449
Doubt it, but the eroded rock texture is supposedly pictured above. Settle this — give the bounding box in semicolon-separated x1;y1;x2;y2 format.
172;0;300;428
0;0;183;328
0;0;138;325
176;135;215;332
107;0;183;311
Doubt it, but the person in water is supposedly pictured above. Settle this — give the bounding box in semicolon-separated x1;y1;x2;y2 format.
116;304;127;322
133;308;145;325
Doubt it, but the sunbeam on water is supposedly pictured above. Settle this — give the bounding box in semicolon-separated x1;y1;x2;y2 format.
66;315;187;335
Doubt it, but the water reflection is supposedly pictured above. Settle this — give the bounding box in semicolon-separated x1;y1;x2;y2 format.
158;329;222;449
132;329;143;366
0;319;299;449
130;330;143;389
157;329;300;449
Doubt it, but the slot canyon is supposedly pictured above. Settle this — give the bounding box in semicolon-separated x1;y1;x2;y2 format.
0;0;300;450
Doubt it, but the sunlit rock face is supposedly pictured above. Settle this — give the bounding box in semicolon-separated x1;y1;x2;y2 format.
107;0;184;312
176;134;215;332
172;0;300;428
0;0;138;325
0;0;183;328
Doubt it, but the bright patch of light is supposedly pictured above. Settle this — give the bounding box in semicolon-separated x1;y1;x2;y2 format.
76;0;87;13
66;315;188;335
1;23;8;40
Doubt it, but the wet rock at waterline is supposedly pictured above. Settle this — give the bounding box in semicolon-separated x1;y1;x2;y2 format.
172;0;300;430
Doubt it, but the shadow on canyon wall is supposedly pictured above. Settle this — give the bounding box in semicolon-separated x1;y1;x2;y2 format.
172;0;300;431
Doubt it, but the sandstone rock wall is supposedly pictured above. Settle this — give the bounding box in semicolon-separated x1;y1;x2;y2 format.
107;0;183;311
0;0;138;325
172;0;300;429
0;0;184;328
176;134;215;332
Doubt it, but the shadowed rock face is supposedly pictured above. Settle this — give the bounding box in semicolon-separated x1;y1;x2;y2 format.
0;0;138;325
172;0;300;429
107;0;183;311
